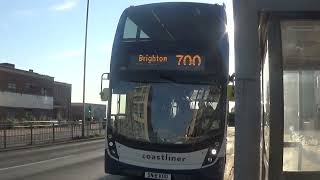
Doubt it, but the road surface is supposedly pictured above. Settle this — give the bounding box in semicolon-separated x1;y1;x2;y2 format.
0;129;235;180
0;139;125;180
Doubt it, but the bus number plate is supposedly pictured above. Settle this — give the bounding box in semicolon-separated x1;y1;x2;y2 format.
144;172;171;180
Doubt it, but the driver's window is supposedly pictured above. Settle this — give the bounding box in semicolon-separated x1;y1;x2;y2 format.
111;94;127;115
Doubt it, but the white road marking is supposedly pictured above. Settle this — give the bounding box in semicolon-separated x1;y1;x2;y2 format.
0;154;74;171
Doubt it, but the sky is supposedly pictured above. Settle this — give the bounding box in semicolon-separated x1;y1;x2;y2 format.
0;0;234;104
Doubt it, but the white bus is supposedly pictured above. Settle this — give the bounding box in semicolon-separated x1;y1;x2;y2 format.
101;2;229;180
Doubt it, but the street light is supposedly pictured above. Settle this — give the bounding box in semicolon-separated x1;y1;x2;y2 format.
82;0;90;138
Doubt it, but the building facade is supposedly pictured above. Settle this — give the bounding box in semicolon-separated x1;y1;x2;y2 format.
0;63;71;123
54;81;72;122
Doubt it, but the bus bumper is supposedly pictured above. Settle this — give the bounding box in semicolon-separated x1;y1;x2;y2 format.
105;150;225;180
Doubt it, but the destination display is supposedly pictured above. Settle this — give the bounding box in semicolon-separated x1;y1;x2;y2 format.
129;54;205;71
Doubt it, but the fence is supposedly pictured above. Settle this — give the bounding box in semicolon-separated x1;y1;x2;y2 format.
0;121;106;149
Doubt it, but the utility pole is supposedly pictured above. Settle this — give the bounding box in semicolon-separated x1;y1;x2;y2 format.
82;0;90;138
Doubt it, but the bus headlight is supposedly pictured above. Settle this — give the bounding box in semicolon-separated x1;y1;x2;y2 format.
202;142;221;166
109;142;114;147
211;148;217;155
107;134;119;159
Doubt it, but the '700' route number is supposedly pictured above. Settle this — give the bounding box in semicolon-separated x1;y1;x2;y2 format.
176;55;202;66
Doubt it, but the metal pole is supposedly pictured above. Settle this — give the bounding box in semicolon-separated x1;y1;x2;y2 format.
52;123;55;142
298;143;303;171
30;124;33;145
71;123;74;139
233;0;261;180
4;129;6;149
82;0;90;138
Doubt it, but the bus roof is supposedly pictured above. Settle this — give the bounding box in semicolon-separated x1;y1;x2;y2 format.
128;2;225;10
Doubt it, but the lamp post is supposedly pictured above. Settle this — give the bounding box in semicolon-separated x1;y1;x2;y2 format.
82;0;90;138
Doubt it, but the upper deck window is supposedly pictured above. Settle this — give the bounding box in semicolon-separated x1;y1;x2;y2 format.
123;18;150;39
123;18;137;39
121;4;226;43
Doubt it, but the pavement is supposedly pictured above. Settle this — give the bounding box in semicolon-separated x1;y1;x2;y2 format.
224;127;235;180
0;128;235;180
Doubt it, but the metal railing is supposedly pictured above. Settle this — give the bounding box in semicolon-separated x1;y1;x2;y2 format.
0;121;106;149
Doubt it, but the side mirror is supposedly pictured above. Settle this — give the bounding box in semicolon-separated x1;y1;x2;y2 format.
227;85;235;101
229;73;235;82
100;73;110;101
100;88;110;101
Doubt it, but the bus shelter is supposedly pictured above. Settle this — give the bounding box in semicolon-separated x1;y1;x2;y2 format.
233;1;320;180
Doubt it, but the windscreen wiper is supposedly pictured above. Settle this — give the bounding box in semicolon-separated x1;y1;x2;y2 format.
158;74;180;84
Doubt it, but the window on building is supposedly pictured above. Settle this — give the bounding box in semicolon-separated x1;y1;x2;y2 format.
135;87;142;93
139;103;144;118
8;83;16;90
142;87;147;93
41;88;48;96
7;111;16;119
25;83;32;90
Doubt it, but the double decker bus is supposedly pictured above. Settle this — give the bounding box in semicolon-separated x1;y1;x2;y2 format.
101;2;229;180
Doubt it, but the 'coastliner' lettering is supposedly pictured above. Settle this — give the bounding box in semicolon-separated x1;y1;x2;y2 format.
142;154;186;162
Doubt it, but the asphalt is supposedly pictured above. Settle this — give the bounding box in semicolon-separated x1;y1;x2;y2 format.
0;139;133;180
0;129;235;180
